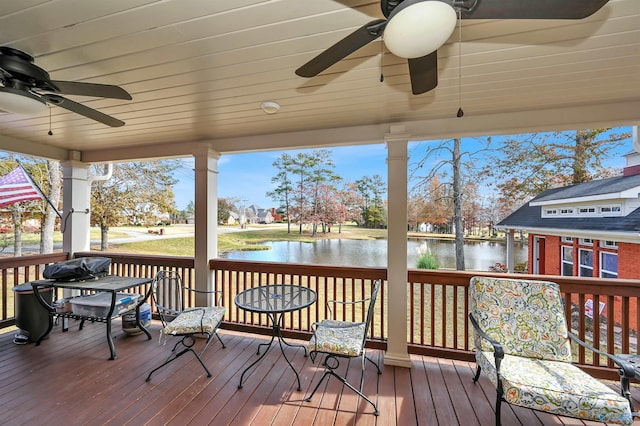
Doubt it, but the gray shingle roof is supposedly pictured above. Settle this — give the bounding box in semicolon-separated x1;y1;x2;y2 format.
533;173;640;202
497;202;640;233
497;174;640;233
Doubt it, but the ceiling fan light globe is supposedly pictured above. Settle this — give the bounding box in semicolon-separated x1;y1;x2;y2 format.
0;87;47;115
384;0;457;59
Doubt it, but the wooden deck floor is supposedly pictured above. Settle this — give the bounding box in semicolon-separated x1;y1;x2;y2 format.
0;320;637;425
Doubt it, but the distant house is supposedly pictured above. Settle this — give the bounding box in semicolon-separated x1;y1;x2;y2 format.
497;150;640;280
226;211;239;225
257;208;274;224
245;204;274;224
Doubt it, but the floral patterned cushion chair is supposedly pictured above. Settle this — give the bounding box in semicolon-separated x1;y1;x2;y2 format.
305;280;382;416
469;276;635;426
145;270;226;381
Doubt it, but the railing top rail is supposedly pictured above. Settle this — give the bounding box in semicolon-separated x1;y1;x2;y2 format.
0;252;68;268
75;252;194;268
210;258;386;279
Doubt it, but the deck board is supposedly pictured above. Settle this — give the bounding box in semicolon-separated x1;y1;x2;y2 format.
0;322;638;425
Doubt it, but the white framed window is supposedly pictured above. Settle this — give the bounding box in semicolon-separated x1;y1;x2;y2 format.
544;209;558;216
578;207;596;215
600;240;618;249
560;208;574;215
579;249;593;277
579;238;594;246
561;236;574;243
561;246;574;276
600;252;618;279
599;205;622;216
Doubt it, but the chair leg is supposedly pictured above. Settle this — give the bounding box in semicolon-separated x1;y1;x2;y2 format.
331;367;380;416
215;331;226;348
495;377;504;426
365;355;382;375
305;370;332;402
495;391;502;426
146;335;212;381
473;365;482;382
306;354;379;416
471;365;499;425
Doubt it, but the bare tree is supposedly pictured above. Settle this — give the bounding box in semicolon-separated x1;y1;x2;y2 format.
410;139;491;270
486;129;630;204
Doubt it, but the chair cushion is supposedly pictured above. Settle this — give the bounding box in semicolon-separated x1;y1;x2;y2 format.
163;306;225;336
470;276;572;362
308;319;366;357
476;351;633;425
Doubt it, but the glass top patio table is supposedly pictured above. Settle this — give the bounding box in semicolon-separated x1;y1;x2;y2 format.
234;284;316;314
234;284;317;390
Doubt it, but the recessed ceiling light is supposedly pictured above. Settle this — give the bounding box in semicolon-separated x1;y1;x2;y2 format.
260;101;280;114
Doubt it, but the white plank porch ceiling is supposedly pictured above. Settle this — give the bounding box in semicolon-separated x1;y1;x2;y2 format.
0;0;638;162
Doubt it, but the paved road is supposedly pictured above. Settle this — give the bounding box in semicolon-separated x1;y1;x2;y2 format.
1;224;259;255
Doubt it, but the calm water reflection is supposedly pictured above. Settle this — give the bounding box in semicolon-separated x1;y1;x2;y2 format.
220;238;528;271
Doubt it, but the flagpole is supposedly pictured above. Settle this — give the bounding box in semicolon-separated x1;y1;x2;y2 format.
16;161;63;220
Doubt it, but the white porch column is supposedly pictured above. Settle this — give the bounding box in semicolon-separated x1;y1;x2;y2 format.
384;127;412;368
61;157;91;256
193;145;219;306
506;229;516;273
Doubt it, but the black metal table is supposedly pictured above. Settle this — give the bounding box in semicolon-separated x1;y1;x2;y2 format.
31;275;153;360
234;284;317;390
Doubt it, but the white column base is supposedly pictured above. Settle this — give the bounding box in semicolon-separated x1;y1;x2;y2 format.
383;351;412;368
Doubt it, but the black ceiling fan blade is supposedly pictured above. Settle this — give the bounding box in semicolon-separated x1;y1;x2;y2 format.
296;19;387;77
43;94;125;127
408;52;438;95
461;0;609;19
49;80;132;100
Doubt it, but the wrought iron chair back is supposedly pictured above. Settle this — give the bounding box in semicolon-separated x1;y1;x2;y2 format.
305;279;382;416
145;270;226;381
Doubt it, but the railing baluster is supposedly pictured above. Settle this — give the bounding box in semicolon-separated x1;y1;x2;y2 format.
2;254;638;378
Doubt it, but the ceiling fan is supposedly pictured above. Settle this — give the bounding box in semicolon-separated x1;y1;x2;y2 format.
295;0;610;95
0;46;132;127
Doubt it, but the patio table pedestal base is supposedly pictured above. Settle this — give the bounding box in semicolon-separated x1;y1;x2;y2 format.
238;312;308;390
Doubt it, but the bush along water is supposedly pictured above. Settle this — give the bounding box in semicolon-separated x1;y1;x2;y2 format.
416;243;439;269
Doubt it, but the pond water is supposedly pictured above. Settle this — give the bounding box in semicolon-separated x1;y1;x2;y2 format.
220;238;528;271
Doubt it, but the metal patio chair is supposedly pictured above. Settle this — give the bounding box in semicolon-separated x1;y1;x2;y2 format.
145;270;226;381
469;276;635;426
305;279;382;416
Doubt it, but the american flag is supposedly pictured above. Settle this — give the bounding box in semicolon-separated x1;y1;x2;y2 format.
0;166;44;207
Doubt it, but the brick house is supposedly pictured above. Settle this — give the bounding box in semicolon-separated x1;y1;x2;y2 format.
497;150;640;280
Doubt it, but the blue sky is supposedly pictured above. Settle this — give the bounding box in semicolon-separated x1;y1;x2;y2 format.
171;127;635;210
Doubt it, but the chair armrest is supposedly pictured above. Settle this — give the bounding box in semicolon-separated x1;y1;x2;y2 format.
568;332;637;379
469;312;505;362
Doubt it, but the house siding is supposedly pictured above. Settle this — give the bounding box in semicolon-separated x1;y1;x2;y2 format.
527;234;637;278
548;235;561;275
530;233;635;331
618;242;640;278
528;234;562;275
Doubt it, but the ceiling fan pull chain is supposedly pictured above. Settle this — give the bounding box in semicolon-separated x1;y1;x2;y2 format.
48;106;53;135
456;7;464;118
380;36;384;83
